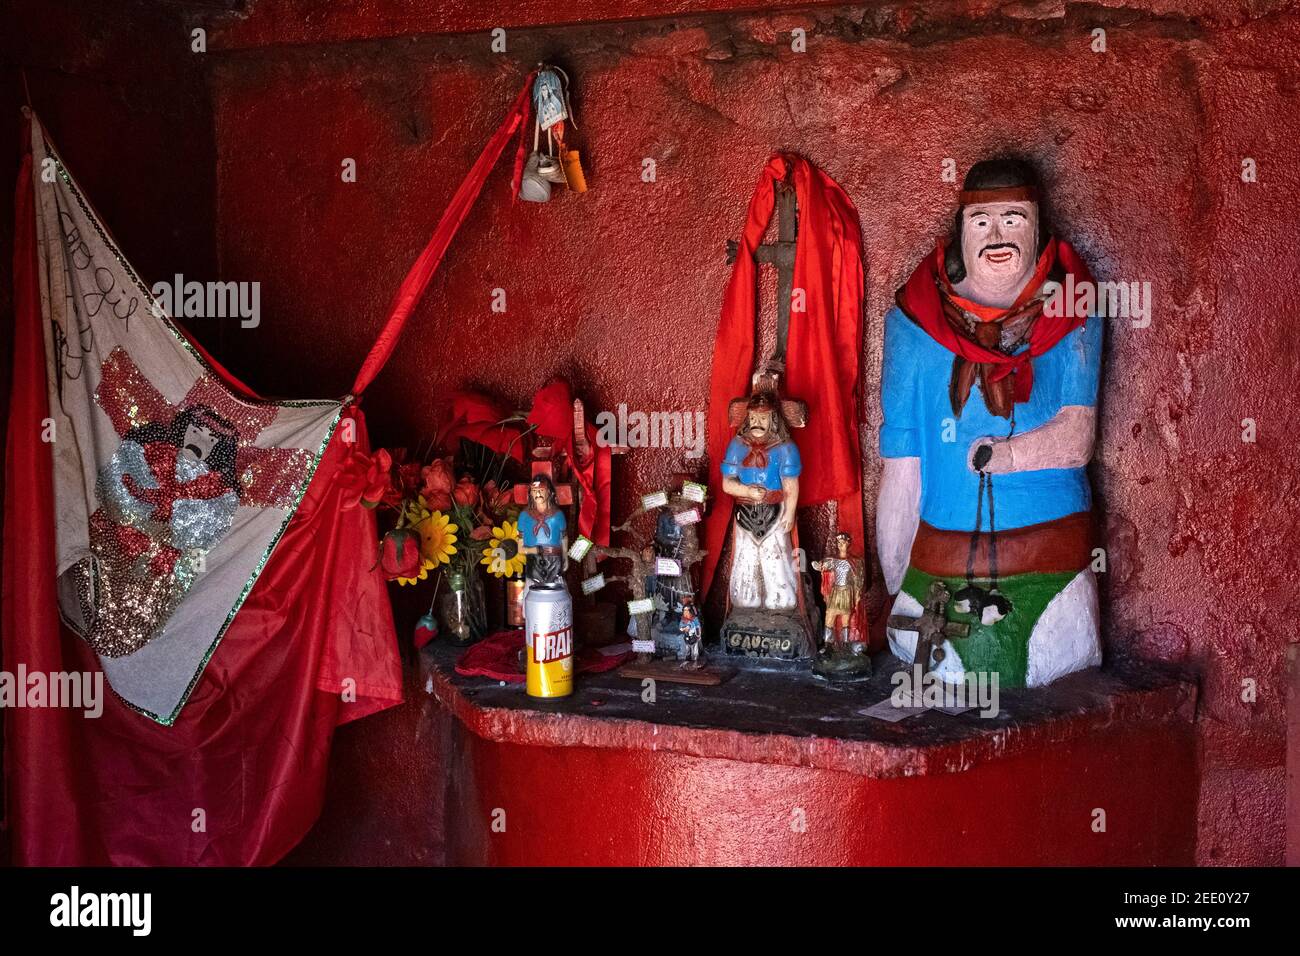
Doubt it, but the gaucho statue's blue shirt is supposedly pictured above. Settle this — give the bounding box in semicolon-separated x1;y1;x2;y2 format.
720;437;801;490
519;508;566;547
880;304;1102;532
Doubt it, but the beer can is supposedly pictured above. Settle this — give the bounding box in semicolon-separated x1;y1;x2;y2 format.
524;585;574;698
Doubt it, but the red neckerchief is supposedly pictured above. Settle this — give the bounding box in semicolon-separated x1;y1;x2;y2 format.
740;434;779;469
524;504;557;542
895;236;1094;412
122;441;230;523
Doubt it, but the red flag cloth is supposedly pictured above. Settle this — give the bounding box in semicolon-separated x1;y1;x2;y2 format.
700;155;865;598
4;118;403;865
895;237;1093;403
350;71;537;396
527;379;612;546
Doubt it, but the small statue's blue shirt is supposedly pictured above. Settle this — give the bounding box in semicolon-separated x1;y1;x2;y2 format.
719;437;801;491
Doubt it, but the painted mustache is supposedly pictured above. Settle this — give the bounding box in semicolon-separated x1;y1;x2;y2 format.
980;242;1020;264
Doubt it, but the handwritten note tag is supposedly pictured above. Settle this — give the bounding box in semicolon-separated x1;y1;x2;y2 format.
627;598;655;616
674;508;701;525
581;573;606;595
568;536;593;561
682;481;707;503
631;639;657;654
655;557;682;576
641;491;669;510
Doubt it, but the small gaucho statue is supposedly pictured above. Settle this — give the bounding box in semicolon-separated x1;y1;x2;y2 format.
811;532;871;680
718;389;815;661
518;475;567;587
877;158;1103;688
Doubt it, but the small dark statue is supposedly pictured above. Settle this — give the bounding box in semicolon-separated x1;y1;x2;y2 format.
678;595;703;668
640;508;698;659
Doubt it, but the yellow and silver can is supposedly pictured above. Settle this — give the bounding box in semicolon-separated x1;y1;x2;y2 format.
524;585;574;698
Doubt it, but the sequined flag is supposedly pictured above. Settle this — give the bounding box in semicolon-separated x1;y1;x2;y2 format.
30;119;341;724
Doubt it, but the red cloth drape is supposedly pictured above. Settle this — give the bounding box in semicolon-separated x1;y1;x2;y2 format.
527;379;611;546
700;155;865;598
4;117;403;865
351;72;536;396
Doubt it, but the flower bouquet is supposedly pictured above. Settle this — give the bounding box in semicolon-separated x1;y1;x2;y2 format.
341;444;526;645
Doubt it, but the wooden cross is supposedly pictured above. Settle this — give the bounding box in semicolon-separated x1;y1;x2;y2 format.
887;580;971;673
510;397;627;509
724;162;807;425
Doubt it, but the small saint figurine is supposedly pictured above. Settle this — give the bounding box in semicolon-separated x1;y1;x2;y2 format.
518;474;567;586
878;158;1103;688
810;531;870;680
678;596;703;669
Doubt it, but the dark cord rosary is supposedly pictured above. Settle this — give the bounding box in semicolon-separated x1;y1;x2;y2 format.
955;414;1016;623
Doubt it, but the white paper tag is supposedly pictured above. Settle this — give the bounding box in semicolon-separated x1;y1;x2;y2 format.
655;557;682;576
568;536;593;561
857;698;925;723
641;490;669;510
682;481;707;503
627;597;655;616
581;573;606;595
631;639;657;654
674;508;701;525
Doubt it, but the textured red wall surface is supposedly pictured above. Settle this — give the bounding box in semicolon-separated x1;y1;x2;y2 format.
5;0;1295;865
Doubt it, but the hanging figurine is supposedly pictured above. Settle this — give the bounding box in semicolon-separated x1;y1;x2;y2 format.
519;65;587;202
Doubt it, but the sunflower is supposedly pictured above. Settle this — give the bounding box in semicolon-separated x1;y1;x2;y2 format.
414;509;459;567
481;520;526;578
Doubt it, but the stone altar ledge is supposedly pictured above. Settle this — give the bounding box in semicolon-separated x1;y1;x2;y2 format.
422;642;1195;778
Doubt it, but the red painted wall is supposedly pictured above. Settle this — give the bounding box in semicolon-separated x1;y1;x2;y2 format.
5;1;1295;865
445;716;1198;866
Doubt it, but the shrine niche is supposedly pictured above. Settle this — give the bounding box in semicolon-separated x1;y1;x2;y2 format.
20;0;1282;879
879;159;1103;689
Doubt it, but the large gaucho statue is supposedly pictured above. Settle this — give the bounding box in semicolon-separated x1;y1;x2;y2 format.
878;159;1103;688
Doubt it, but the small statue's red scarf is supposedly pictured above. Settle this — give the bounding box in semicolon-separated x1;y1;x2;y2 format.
740;435;780;469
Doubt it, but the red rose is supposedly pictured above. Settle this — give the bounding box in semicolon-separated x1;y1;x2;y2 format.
420;458;454;511
481;479;510;514
397;460;422;497
453;476;480;508
341;448;392;511
379;528;423;580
